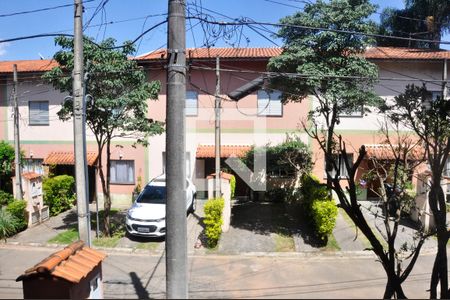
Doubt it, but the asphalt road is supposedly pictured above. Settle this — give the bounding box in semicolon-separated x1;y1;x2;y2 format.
0;245;442;299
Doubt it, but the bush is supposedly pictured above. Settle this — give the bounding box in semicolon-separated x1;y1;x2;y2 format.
0;208;19;241
43;175;75;216
203;197;224;248
299;174;337;241
311;199;338;241
0;190;14;207
6;200;27;231
229;175;236;199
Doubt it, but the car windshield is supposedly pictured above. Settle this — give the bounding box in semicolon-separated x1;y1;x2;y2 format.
136;186;166;204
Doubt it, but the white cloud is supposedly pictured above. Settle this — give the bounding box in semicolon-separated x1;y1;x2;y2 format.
0;42;10;57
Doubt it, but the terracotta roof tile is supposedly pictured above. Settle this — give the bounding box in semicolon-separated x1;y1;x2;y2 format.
196;145;251;158
43;151;98;166
21;172;41;180
2;47;449;74
365;144;425;160
17;241;107;283
135;47;283;60
364;46;450;60
0;59;58;74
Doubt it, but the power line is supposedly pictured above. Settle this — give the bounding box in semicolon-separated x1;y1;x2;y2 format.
0;0;96;18
187;16;450;46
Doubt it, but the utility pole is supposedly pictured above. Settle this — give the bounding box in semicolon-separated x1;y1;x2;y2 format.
214;57;221;198
73;0;90;246
166;0;187;298
13;64;23;200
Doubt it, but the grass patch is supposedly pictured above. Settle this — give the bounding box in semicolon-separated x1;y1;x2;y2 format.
324;234;341;251
92;236;121;248
48;228;79;244
135;242;160;251
274;233;295;252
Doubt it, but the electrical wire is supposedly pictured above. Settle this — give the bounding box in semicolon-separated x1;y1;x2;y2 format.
0;0;96;18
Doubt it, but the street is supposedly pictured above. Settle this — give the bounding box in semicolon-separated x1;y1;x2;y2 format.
0;244;440;299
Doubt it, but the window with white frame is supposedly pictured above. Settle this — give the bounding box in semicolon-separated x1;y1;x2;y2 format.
257;90;282;116
23;159;44;175
29;101;49;125
110;160;135;184
324;153;353;178
186;91;198;116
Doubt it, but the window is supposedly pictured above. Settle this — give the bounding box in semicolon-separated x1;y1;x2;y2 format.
431;91;443;101
339;105;364;117
444;157;450;177
186;91;198;116
257;90;282;116
29;101;49;125
110;160;135;184
324;153;353;178
23;159;44;175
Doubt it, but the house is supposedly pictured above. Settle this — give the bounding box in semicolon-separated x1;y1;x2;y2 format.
0;47;448;205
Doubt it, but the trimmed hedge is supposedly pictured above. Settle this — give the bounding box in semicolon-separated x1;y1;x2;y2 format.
6;200;27;231
311;199;338;240
203;197;224;248
230;175;236;199
43;175;75;216
300;174;338;241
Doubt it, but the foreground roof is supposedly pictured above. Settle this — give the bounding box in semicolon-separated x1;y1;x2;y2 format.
16;241;106;283
2;47;450;74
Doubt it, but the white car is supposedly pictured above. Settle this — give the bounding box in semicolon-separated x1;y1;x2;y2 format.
125;176;196;237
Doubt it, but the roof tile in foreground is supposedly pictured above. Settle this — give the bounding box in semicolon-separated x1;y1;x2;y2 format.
16;240;107;283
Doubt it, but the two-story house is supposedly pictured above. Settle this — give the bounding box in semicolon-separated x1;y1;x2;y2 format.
0;46;448;206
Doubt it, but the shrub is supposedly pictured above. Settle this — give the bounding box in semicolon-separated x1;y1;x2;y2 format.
43;175;75;216
203;197;224;248
6;200;27;231
299;174;330;211
229;175;236;199
0;208;19;241
311;199;338;241
0;190;14;207
299;174;337;241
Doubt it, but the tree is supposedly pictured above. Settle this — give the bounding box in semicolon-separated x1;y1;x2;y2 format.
381;85;450;299
268;0;426;297
43;37;164;236
377;0;450;49
0;141;16;193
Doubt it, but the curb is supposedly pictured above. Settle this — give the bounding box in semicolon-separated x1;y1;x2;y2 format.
0;241;438;258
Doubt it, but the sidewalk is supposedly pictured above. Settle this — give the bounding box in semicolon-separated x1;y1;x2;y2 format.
2;200;439;255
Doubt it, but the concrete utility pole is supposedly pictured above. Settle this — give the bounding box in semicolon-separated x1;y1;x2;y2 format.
166;0;187;298
73;0;91;246
215;57;221;198
13;64;23;200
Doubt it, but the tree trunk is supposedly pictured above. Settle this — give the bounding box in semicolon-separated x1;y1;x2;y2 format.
96;141;111;237
429;181;449;298
103;139;112;237
384;276;407;299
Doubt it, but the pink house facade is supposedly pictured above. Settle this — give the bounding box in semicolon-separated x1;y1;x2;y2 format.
0;47;449;205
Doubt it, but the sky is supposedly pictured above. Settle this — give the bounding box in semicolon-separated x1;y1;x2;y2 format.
0;0;447;61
